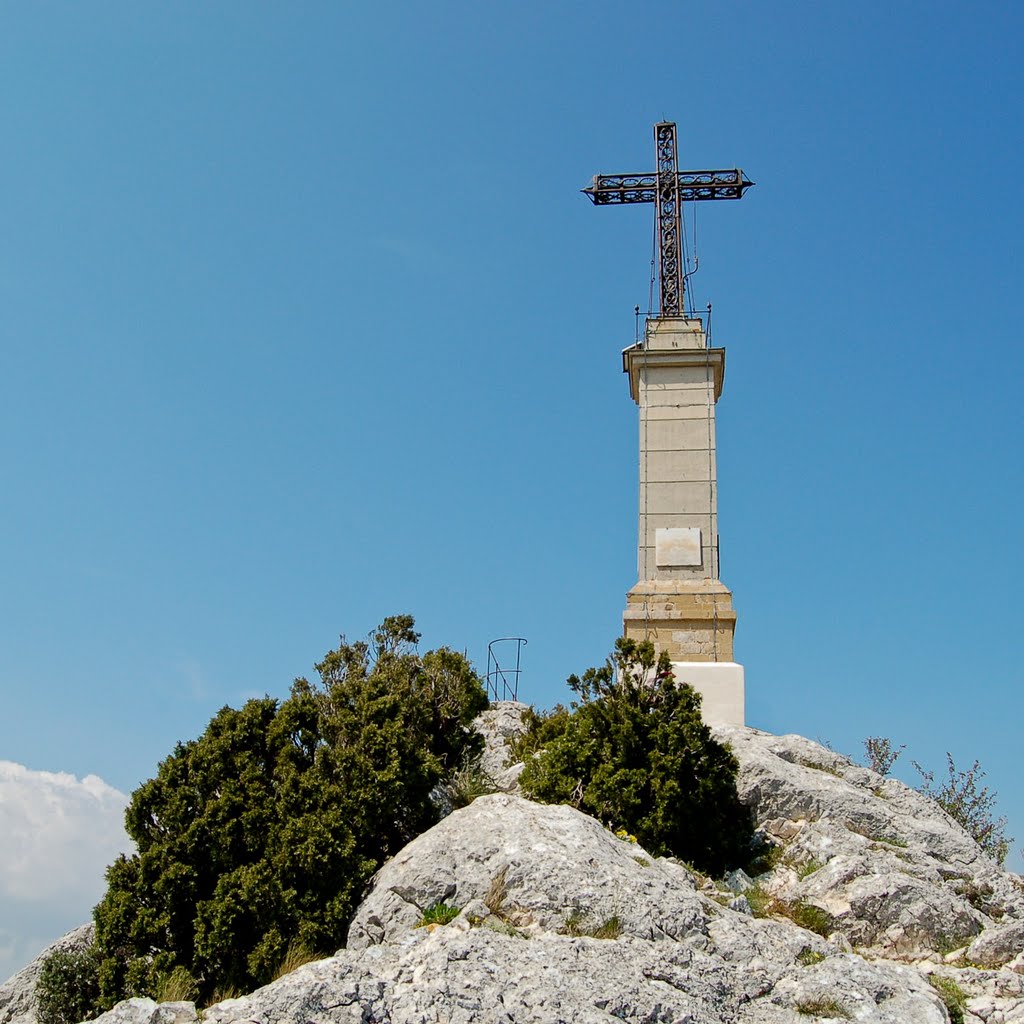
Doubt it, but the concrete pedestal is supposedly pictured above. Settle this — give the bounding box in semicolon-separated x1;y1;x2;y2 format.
669;661;745;728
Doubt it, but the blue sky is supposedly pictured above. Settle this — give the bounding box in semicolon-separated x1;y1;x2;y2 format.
1;0;1021;975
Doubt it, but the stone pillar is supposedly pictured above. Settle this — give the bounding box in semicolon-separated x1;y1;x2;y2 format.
622;317;745;726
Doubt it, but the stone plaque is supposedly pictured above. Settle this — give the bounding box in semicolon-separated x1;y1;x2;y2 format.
655;527;702;568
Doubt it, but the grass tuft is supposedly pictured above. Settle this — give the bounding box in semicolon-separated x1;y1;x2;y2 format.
271;940;320;981
795;996;851;1018
929;975;967;1024
203;985;240;1010
562;911;623;939
743;886;834;937
795;857;824;880
155;966;198;1004
446;763;499;809
485;866;509;917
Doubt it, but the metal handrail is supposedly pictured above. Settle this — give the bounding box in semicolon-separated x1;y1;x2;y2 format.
485;637;527;702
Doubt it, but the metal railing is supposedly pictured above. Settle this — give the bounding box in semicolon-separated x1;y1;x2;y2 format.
485;637;527;702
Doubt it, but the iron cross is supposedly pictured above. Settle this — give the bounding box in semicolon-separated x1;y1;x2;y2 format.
583;122;753;317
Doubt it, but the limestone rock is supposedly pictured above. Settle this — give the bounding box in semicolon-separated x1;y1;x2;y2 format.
472;700;529;792
0;925;94;1024
85;1001;196;1024
203;926;948;1024
347;793;706;947
329;792;948;1021
765;955;948;1022
967;919;1024;969
715;726;1024;959
15;723;1024;1024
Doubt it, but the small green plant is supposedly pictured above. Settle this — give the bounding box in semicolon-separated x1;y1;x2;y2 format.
795;996;851;1018
679;860;709;886
745;838;783;876
485;918;528;939
788;901;835;938
36;946;103;1024
928;975;967;1024
155;966;199;1003
417;902;460;927
935;930;976;956
743;888;834;938
743;883;774;918
803;761;842;778
795;857;824;880
876;835;908;848
591;916;623;939
271;941;319;981
796;947;826;966
633;855;651;868
561;911;623;939
862;736;905;776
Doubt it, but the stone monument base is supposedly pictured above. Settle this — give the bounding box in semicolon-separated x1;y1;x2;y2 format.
623;579;745;726
623;579;737;662
669;660;745;727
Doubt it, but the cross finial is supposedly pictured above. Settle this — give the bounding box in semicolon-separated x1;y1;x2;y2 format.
584;122;753;317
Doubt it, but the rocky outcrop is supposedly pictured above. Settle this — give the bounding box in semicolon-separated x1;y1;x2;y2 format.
7;722;1023;1023
81;1002;193;1024
472;701;529;792
198;793;954;1022
0;925;94;1024
201;928;950;1024
717;727;1024;960
348;793;706;947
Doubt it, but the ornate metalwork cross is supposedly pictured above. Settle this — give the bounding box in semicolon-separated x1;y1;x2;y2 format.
583;122;753;317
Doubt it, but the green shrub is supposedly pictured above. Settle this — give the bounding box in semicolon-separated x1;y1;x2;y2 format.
506;705;572;763
518;638;754;876
92;616;488;1008
915;753;1013;865
862;736;904;776
36;946;102;1024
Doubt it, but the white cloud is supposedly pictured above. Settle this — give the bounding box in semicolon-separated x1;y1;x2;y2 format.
0;762;132;984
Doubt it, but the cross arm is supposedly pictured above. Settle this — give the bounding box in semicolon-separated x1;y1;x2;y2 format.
582;169;754;205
